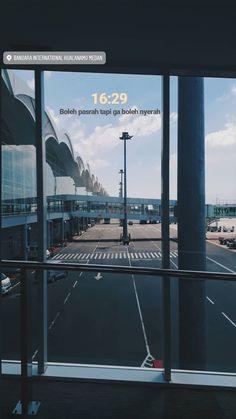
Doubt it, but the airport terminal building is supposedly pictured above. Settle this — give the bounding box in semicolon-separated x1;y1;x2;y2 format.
1;69;108;259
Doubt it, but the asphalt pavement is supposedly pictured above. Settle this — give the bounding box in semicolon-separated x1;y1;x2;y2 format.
2;222;236;372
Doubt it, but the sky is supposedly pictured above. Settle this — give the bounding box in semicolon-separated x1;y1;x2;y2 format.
16;70;236;204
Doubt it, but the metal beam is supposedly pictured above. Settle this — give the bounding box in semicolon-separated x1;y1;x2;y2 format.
161;75;171;381
35;70;48;374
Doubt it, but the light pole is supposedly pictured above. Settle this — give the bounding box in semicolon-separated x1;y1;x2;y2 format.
119;169;124;197
119;132;133;244
119;169;124;228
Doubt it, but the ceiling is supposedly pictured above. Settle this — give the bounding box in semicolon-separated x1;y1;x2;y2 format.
1;1;236;76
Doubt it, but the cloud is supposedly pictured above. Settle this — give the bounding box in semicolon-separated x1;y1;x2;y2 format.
118;106;139;123
44;71;52;79
231;85;236;95
46;105;85;140
170;112;178;123
216;84;236;102
27;78;34;90
89;158;110;170
25;72;51;91
73;113;161;160
205;122;236;147
47;104;161;163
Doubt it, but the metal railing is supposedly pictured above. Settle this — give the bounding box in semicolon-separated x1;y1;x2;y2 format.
1;259;236;415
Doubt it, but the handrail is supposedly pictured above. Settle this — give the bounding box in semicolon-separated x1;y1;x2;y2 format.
2;256;236;413
1;259;236;281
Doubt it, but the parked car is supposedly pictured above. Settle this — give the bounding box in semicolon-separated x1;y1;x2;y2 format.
226;237;236;247
1;273;12;295
228;239;236;249
218;236;227;245
210;226;218;232
128;220;133;225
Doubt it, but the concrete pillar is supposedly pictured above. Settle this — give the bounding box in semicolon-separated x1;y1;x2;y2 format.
178;77;206;370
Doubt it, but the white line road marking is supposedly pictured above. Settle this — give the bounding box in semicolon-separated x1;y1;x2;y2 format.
146;253;151;258
77;253;83;259
64;254;71;259
63;292;71;305
141;354;155;368
127;250;151;357
98;253;102;259
206;296;215;305
48;311;61;330
115;253;118;259
207;256;235;273
79;272;83;277
170;259;178;269
11;281;20;290
132;275;151;356
86;254;90;259
94;254;98;259
142;253;147;258
32;349;38;360
73;280;78;288
222;312;236;328
95;272;103;280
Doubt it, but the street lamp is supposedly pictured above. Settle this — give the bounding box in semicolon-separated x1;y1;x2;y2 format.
119;169;124;198
119;169;124;229
119;132;133;244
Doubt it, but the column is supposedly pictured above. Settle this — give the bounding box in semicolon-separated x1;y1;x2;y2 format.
178;77;206;370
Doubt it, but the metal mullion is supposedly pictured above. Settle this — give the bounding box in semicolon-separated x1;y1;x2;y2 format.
0;69;2;381
13;267;40;415
35;70;47;374
161;74;171;382
20;268;32;414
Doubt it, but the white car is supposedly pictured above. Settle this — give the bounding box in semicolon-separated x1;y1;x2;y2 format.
1;273;12;295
